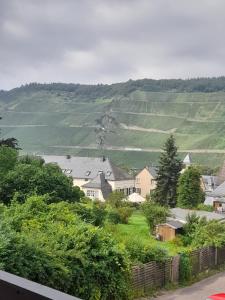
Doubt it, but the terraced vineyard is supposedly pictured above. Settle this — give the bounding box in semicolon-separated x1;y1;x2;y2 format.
1;80;225;168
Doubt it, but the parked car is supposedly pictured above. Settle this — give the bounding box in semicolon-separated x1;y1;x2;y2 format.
207;294;225;300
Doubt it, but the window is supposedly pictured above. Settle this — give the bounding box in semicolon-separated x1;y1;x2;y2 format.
86;190;96;198
136;188;141;194
62;169;72;174
136;177;140;184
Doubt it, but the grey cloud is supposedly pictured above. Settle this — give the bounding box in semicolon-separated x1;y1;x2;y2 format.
1;0;225;89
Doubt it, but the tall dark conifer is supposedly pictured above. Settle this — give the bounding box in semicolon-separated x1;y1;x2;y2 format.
153;135;182;207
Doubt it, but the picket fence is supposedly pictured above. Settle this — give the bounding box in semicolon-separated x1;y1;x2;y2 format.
132;245;225;292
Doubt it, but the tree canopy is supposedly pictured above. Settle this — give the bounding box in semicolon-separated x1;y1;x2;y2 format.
0;151;84;204
0;195;131;299
177;166;204;208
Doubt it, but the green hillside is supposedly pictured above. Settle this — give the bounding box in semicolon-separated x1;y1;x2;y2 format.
1;79;225;168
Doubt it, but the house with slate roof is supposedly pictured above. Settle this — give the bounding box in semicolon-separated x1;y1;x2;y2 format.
135;166;158;198
205;180;225;212
41;155;134;201
156;207;225;241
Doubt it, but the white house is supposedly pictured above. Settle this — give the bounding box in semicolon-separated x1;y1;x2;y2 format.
41;155;135;201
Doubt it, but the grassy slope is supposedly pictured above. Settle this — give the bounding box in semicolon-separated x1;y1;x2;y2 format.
1;88;225;168
107;210;185;256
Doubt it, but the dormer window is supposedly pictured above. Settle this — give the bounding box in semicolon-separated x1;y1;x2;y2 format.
106;171;111;176
98;170;103;174
85;171;91;176
62;169;72;174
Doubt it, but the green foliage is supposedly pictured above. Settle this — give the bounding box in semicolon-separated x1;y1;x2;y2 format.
74;202;107;227
153;135;182;207
191;220;225;248
182;213;207;246
142;201;170;233
197;203;214;212
107;207;133;225
125;238;168;264
106;191;125;208
0;146;18;180
107;209;122;224
117;207;133;224
0;195;131;300
179;252;192;283
177;166;205;208
0;156;84;204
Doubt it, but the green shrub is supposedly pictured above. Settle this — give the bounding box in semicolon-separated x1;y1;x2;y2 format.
0;196;131;300
108;209;122;224
142;201;169;233
73;202;107;227
107;207;133;224
179;252;192;283
106;191;125;208
197;203;214;212
125;238;168;263
117;207;133;224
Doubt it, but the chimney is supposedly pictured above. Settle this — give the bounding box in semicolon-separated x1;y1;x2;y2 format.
66;154;71;159
102;156;106;162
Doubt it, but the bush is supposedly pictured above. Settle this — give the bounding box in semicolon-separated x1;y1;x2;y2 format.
197;203;214;212
107;207;133;224
142;201;169;233
106;191;125;208
73;202;107;227
125;238;168;263
179;252;192;283
117;207;133;224
0;196;131;300
108;209;121;224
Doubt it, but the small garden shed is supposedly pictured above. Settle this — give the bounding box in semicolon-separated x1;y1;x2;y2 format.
156;220;184;241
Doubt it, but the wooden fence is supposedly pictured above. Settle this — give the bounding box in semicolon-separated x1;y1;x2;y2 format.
132;245;225;293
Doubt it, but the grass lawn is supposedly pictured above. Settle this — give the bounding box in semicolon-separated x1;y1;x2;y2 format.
106;210;186;256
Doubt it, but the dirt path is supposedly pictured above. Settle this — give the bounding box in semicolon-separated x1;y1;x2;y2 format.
119;123;176;134
150;271;225;300
50;145;225;154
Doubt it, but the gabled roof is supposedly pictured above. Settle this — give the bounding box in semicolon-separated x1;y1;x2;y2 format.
164;220;184;229
82;172;112;199
41;155;133;181
136;166;158;178
210;180;225;198
202;175;219;189
146;166;158;178
183;153;192;165
170;207;225;222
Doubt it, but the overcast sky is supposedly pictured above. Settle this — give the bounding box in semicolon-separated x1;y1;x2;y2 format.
1;0;225;90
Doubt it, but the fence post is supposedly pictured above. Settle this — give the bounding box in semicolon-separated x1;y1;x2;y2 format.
215;247;218;266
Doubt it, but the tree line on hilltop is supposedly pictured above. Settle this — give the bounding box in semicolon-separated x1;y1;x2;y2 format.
1;77;225;102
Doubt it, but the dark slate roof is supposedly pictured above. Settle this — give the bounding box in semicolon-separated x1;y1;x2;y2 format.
41;155;133;181
202;175;219;192
170;208;225;222
210;180;225;197
146;166;158;178
82;173;112;199
165;220;184;229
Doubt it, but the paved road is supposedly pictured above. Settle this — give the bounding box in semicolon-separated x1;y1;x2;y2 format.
153;271;225;300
